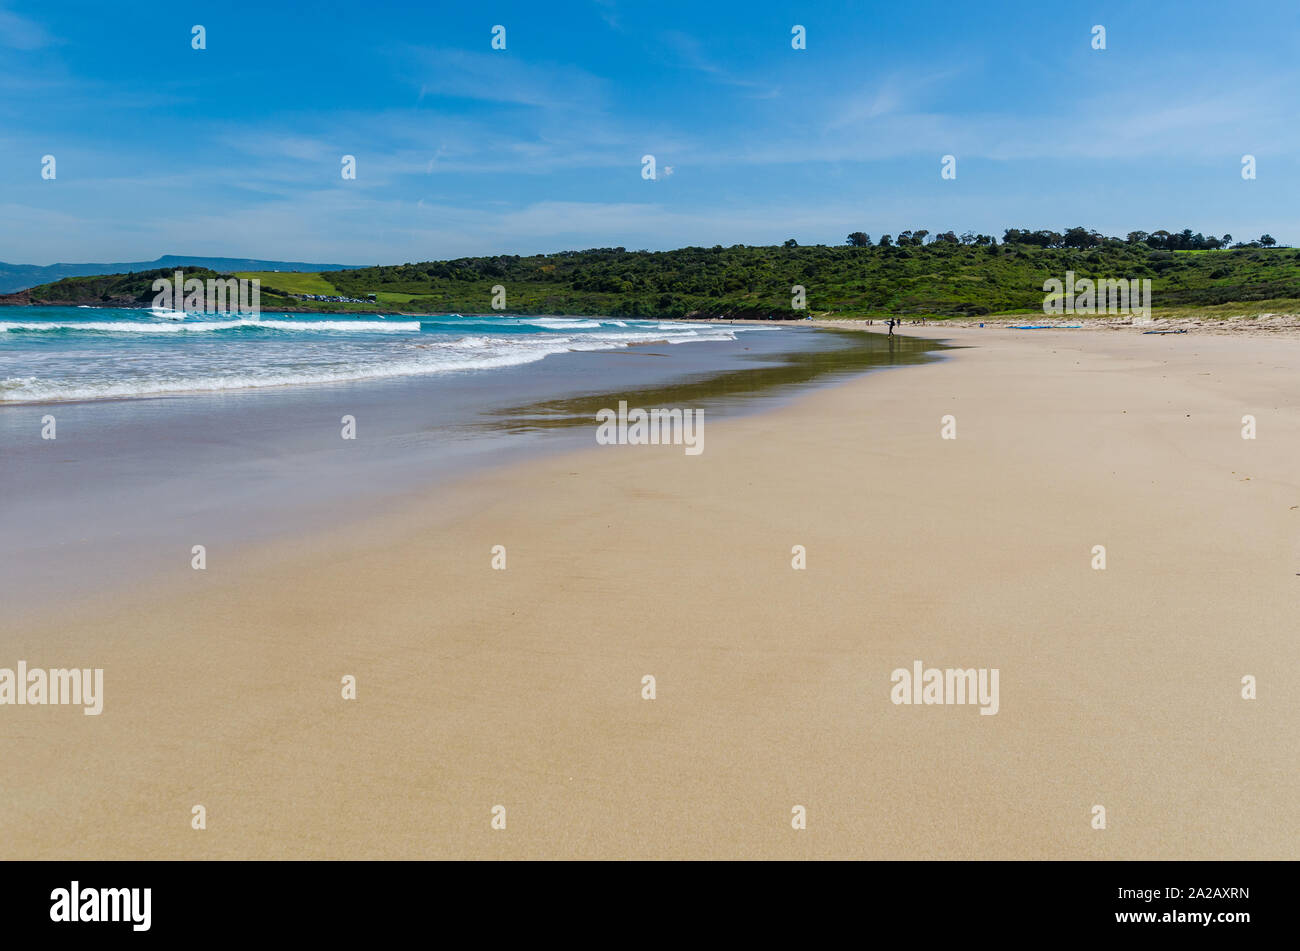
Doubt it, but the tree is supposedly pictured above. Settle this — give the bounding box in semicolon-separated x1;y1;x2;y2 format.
877;234;892;247
846;232;871;247
1260;234;1277;247
784;238;799;248
1063;226;1096;248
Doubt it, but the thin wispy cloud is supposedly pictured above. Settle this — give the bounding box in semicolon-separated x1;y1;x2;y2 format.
655;30;780;97
826;67;966;128
590;0;623;33
403;47;609;111
0;4;52;49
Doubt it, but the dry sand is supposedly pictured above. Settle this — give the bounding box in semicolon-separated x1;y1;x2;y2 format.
4;326;1298;859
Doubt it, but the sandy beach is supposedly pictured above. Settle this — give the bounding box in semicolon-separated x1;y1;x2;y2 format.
3;325;1297;860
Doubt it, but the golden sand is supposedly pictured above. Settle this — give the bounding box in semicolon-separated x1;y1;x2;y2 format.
3;327;1297;859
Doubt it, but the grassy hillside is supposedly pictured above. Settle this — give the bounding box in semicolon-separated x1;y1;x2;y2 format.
234;271;341;296
14;244;1300;320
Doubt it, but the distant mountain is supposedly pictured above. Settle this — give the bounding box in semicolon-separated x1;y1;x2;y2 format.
0;255;365;294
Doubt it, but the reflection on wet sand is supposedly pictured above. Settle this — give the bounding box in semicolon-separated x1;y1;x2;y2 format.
483;329;950;432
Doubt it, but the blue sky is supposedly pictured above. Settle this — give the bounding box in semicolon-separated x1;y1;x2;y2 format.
1;0;1297;264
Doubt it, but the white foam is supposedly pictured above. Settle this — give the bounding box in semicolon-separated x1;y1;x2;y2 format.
1;319;421;334
521;317;603;329
0;343;563;401
0;312;761;403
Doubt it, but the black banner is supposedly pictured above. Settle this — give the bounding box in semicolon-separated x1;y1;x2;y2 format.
0;860;1281;940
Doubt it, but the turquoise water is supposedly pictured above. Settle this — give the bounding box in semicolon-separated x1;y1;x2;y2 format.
0;306;751;402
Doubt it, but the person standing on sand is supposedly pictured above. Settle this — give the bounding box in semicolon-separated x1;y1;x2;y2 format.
887;318;896;335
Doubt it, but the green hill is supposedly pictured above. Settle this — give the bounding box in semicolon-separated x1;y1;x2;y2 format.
10;267;338;311
12;242;1300;320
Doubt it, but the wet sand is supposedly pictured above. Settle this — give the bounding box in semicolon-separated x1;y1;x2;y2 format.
0;327;937;622
2;326;1297;859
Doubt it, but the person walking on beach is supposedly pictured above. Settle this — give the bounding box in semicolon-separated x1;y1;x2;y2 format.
887;318;896;335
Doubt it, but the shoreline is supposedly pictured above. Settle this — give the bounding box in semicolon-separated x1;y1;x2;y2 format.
10;298;1300;335
3;326;1297;859
0;327;943;622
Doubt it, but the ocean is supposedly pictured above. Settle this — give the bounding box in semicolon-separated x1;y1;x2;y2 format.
0;306;752;403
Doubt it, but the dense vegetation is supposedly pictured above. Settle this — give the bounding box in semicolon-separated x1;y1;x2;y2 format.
11;232;1300;320
19;268;229;306
846;226;1274;251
